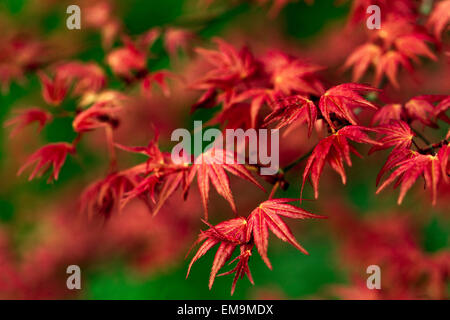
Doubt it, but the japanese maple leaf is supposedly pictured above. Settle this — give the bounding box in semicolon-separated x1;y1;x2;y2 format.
218;244;254;295
344;43;382;82
371;103;404;125
186;148;265;219
17;142;75;182
80;168;142;219
376;143;449;204
55;61;106;96
395;33;437;63
369;120;415;154
186;217;249;289
302;126;381;198
4;107;52;137
72;101;122;132
375;148;415;187
194;38;258;90
404;95;445;127
427;0;450;40
264;51;324;96
374;51;413;88
263;95;317;136
319;83;378;129
116;135;191;215
246;198;326;269
122;168;189;216
38;71;69;106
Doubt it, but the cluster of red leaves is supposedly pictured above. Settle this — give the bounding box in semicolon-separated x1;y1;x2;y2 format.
191;39;324;128
187;199;325;294
371;95;450;205
3;0;449;297
344;16;437;88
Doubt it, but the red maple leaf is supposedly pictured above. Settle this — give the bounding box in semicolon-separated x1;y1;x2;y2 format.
73;101;122;133
186;217;249;290
116;135;191;216
371;103;404;125
404;95;445;127
369;120;415;154
223;88;279;128
264;51;324;96
344;43;382;83
55;61;106;96
263;95;317;136
17;142;75;182
38;71;69;106
79;168;142;219
374;50;413;88
302;125;381;198
186;199;325;294
218;244;254;295
319;83;378;129
194;38;258;90
186;148;265;219
375;148;415;187
246;198;326;269
4;107;52;137
376;143;450;204
140;70;175;97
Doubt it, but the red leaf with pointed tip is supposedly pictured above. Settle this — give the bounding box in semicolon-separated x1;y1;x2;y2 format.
372;103;404;125
246;198;326;269
319;83;378;129
187;148;265;219
194;38;258;91
4;107;52;137
405;95;443;127
55;61;106;96
218;244;254;295
369;120;415;154
376;143;449;205
38;72;69;106
344;43;382;82
73;101;122;132
375;51;412;88
302;126;381;198
264;95;317;136
18;142;75;182
376;148;415;186
186;217;248;288
140;70;175;97
80;169;142;219
265;51;324;96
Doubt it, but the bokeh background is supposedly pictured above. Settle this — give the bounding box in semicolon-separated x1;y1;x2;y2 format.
0;0;448;299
